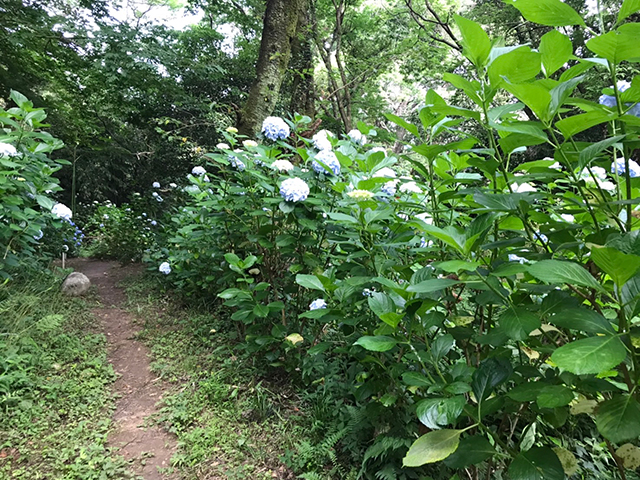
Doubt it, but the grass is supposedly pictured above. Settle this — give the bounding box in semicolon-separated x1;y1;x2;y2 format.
0;270;135;479
122;276;309;480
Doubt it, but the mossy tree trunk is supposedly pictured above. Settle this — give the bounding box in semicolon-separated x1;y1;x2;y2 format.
237;0;303;137
289;1;315;119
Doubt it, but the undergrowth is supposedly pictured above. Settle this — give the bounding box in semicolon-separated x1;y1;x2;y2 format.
122;274;346;480
0;271;134;480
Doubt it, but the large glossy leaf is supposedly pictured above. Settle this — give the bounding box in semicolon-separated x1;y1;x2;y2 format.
586;24;640;63
454;15;491;67
504;0;583;26
596;395;640;443
384;113;420;137
488;46;541;86
540;30;573;76
537;385;575;409
509;447;565;480
402;429;462;467
551;336;627;375
500;308;541;341
590;246;640;287
407;278;459;293
528;260;603;291
417;396;466;429
354;336;397;352
502;83;551;122
549;308;615;335
443;435;496;468
471;357;512;403
556;111;615;138
618;0;640;23
578;135;626;169
622;272;640;319
295;274;325;292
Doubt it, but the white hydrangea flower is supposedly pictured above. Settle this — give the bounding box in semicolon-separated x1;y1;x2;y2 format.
272;159;294;172
192;166;206;176
243;140;258;148
51;203;72;221
152;181;160;188
508;254;528;264
347;129;366;145
309;299;327;310
347;189;374;200
373;167;396;178
0;142;18;157
262;116;290;141
158;262;171;274
511;182;536;193
415;212;433;224
381;180;398;196
312;129;334;151
33;230;43;241
312;150;341;175
217;143;230;150
399;181;422;194
226;126;238;134
560;214;575;223
580;166;616;191
280;177;310;202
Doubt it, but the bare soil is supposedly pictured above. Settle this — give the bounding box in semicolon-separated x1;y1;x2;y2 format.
69;258;177;480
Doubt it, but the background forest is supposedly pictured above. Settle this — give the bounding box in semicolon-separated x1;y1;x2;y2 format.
5;0;640;479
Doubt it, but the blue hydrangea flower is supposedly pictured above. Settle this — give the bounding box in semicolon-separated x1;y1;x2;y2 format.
192;166;206;176
262;116;290;141
159;262;171;275
309;299;327;310
508;254;528;264
0;142;18;157
152;192;163;202
381;180;398;196
52;203;73;221
280;177;310;202
534;231;548;244
152;181;160;188
612;157;640;178
151;220;157;226
348;129;366;145
229;157;245;171
312;150;340;175
33;230;43;241
599;80;640;116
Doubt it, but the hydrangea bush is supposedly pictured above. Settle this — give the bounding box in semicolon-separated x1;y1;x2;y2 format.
139;2;640;478
0;91;68;278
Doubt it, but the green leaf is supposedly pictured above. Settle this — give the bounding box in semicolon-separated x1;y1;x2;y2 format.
509;447;565;480
528;260;603;291
578;135;626;169
431;334;455;361
540;30;573;76
417;396;466;429
10;90;29;108
354;336;397;352
551;336;627;375
402;372;432;386
471;357;512;403
326;212;358;224
507;382;541;402
596;395;640;443
444;435;496;468
295;274;325;292
500;308;541;341
618;0;640;24
384;113;420;137
436;260;481;273
622;272;640;318
549;308;615;335
586;24;640;63
537;385;575;409
407;278;459;293
504;0;584;26
488;46;541;87
590;246;640;287
556;111;615;138
402;429;462;467
454;15;491;67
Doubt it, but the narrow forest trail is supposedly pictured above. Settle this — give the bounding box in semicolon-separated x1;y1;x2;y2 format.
69;258;177;480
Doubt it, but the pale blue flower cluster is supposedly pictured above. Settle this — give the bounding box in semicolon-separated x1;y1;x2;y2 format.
159;262;171;275
348;129;366;145
508;254;528;264
599;80;640;116
381;180;398;196
262;116;290;141
312;150;340;175
280;177;310;202
192;166;206;176
152;192;163;202
33;230;43;241
309;299;327;310
152;181;160;188
229;156;245;171
52;203;73;221
534;231;548;244
612;157;640;178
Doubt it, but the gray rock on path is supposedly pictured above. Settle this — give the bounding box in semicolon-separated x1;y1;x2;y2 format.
61;272;91;296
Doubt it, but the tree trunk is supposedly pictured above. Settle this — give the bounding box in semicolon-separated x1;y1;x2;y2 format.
289;0;315;118
237;0;302;137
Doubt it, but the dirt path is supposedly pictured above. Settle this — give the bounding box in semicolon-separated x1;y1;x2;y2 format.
70;258;176;480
